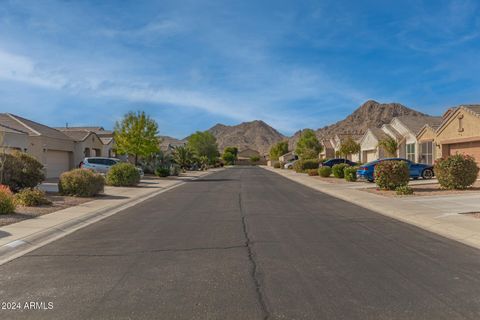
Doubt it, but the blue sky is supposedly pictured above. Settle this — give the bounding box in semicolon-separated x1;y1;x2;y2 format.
0;0;479;138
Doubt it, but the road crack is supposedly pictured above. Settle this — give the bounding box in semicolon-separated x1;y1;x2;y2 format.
239;192;270;320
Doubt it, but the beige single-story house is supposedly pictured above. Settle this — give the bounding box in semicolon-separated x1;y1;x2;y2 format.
330;134;362;161
57;129;106;167
359;128;389;162
0;113;75;178
319;139;335;159
279;151;296;163
434;105;480;167
416;123;441;165
0;124;29;153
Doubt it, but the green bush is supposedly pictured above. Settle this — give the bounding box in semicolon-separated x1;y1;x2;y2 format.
106;163;141;187
273;162;281;169
395;185;414;195
374;160;409;190
332;163;350;178
0;185;15;214
293;159;320;173
14;188;52;206
155;167;170;177
306;169;319;176
170;164;180;176
344;166;358;182
59;169;105;197
2;151;45;192
434;154;479;189
318;166;332;177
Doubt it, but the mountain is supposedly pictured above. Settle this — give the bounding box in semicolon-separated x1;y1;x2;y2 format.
289;100;437;148
158;135;186;151
206;120;285;155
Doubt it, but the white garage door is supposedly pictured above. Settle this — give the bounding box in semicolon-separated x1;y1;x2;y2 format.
46;150;70;178
365;150;376;163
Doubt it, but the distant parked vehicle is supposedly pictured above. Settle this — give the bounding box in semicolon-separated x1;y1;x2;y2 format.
356;158;434;182
80;157;144;177
284;160;298;169
320;158;358;168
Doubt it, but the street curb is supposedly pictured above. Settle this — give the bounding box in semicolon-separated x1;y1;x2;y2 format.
261;166;480;250
0;170;220;266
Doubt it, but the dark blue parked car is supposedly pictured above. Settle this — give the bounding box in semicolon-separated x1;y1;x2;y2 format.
356;158;434;182
320;158;358;168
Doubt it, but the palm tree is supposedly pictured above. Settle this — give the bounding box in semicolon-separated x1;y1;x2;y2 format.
378;136;399;157
172;146;192;170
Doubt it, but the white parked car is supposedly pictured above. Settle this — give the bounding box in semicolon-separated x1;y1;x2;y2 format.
284;160;298;169
80;157;144;177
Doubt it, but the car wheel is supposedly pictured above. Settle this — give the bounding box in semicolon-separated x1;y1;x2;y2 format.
367;179;374;183
422;168;434;179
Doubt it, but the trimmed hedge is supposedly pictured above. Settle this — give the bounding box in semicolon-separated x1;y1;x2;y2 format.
0;185;15;214
332;163;349;178
374;160;409;190
396;185;414;195
318;166;332;177
293;159;320;173
14;188;51;206
306;169;319;176
106;163;141;187
434;154;479;189
59;169;105;197
344;166;358;182
1;151;45;192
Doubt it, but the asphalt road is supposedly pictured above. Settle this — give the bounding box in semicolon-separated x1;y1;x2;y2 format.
1;167;480;319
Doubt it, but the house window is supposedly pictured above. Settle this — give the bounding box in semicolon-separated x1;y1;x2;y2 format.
406;143;415;162
420;141;433;165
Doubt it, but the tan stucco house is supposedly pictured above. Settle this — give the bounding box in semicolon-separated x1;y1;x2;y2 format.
0;113;75;178
0;124;29;153
319;139;335;159
433;105;480;167
359;128;389;162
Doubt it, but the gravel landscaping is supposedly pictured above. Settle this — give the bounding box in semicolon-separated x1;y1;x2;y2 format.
0;193;94;227
363;180;480;197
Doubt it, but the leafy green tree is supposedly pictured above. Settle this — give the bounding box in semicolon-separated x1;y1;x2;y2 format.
198;155;209;170
378;136;399;157
339;136;361;161
222;152;236;165
269;141;289;160
250;155;260;162
295;129;322;159
172;146;193;170
224;147;238;157
114;111;160;165
187;131;219;164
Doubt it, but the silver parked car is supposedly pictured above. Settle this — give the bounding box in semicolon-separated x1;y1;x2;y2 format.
80;157;144;177
284;160;298;169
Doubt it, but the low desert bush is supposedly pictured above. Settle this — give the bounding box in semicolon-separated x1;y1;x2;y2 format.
306;169;319;176
1;151;45;192
332;163;350;178
59;169;105;197
434;154;479;189
344;166;358;182
155;167;170;177
318;166;332;177
0;185;16;214
293;159;320;173
14;188;52;206
106;163;141;187
395;185;414;195
374;160;409;190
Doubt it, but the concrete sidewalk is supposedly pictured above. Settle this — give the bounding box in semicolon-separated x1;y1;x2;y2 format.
0;169;222;265
262;166;480;249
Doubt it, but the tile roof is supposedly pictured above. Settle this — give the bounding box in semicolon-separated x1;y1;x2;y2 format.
100;137;114;145
60;130;92;141
0;113;73;140
462;105;480;116
369;127;389;141
395;115;443;135
0;123;28;135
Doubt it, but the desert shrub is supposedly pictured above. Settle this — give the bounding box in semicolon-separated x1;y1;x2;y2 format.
106;163;141;187
250;155;260;162
374;160;409;190
306;169;319;176
434;154;479;190
2;151;45;192
395;185;414;195
170;164;180;176
14;188;52;206
344;166;358;182
318;166;332;177
332;163;350;178
0;185;15;214
155;167;170;177
293;159;320;173
273;162;281;169
59;169;105;197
